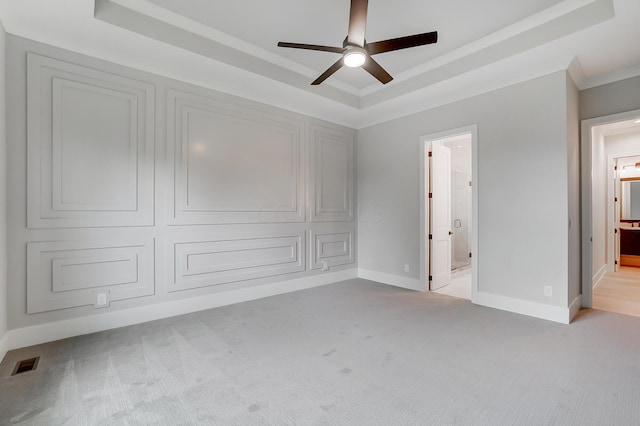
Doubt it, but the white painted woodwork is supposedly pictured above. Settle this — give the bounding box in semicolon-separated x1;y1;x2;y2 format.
27;53;155;228
167;232;305;292
167;89;305;225
310;230;354;270
27;239;155;314
429;144;452;291
309;125;355;222
615;164;621;272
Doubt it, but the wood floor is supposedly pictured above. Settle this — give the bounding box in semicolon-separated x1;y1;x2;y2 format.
593;266;640;317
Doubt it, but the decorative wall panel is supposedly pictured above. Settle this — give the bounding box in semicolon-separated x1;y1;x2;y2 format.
167;232;305;292
27;53;155;228
310;231;354;270
167;90;305;225
27;238;155;313
309;125;354;222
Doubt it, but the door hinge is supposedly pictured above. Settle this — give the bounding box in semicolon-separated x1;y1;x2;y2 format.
428;192;433;198
615;165;618;171
469;252;472;258
428;151;432;157
428;275;433;281
428;234;433;240
615;197;618;202
469;181;472;187
615;260;618;265
615;228;618;234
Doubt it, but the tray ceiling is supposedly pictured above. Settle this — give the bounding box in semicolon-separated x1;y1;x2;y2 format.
1;0;639;128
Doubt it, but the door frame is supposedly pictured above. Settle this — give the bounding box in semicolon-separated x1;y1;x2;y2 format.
607;152;640;271
419;125;478;302
581;108;640;308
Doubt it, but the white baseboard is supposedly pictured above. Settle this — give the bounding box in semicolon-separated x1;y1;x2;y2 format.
592;264;607;289
475;291;572;324
569;295;583;323
0;330;8;364
3;269;357;353
358;268;425;292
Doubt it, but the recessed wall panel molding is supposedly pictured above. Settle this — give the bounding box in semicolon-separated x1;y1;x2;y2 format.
27;53;155;228
27;238;155;314
167;231;305;292
167;89;305;225
310;230;354;270
309;124;355;222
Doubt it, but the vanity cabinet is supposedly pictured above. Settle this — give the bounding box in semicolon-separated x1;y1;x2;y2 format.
620;227;640;267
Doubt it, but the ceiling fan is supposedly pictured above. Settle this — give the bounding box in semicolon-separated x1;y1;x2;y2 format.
277;0;438;85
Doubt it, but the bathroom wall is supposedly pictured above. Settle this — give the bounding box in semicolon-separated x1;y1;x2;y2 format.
444;135;472;270
5;35;356;348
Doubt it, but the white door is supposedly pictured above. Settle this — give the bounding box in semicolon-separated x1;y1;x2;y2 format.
614;160;621;272
429;143;452;290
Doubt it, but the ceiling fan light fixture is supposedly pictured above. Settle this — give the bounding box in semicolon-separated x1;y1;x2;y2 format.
343;47;366;67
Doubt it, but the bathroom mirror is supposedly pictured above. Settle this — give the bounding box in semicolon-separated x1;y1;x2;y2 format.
621;178;640;220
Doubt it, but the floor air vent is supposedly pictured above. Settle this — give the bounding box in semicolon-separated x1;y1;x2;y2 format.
11;357;40;376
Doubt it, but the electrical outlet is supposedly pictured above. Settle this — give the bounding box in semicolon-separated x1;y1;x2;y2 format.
322;260;329;271
404;264;410;273
96;293;108;307
544;286;553;297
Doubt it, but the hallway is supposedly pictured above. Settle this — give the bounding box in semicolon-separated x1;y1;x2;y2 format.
593;266;640;317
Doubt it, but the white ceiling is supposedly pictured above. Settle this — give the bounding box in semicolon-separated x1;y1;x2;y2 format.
143;0;563;89
1;0;639;128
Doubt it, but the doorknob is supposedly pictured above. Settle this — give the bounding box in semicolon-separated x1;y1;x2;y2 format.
449;231;454;235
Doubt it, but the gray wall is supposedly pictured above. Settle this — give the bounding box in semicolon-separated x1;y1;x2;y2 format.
358;72;571;307
580;75;640;120
6;35;356;330
567;75;581;304
0;21;7;349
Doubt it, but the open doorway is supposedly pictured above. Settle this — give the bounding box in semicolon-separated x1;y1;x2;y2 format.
582;110;640;317
419;126;478;302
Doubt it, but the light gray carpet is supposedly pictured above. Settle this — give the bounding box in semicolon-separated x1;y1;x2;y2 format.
1;279;640;425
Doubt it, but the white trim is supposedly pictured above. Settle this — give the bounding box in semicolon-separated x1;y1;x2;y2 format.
607;151;640;272
2;269;357;352
0;331;8;364
475;291;572;324
419;126;479;301
569;295;583;323
592;263;607;289
358;269;423;292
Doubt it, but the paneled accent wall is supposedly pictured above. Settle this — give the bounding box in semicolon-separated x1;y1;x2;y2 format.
309;125;354;222
167;90;305;225
310;228;354;270
167;231;305;292
7;41;355;327
26;54;155;228
26;238;154;314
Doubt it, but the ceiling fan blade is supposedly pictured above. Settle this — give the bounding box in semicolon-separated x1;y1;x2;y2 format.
366;31;438;55
311;58;345;85
277;42;345;54
362;56;393;84
347;0;368;47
